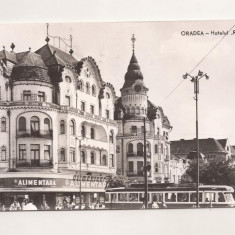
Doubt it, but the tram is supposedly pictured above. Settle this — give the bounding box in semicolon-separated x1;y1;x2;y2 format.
105;184;235;209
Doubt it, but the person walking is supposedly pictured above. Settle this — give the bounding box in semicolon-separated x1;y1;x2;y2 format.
23;199;37;211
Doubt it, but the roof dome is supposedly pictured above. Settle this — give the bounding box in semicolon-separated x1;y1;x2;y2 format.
12;51;51;83
123;53;143;89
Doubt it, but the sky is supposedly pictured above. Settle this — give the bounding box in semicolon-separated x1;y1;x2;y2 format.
1;20;235;143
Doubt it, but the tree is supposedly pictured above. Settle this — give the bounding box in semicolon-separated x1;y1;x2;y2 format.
181;158;235;186
105;175;130;189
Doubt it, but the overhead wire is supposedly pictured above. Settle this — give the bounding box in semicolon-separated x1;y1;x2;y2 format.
159;24;235;105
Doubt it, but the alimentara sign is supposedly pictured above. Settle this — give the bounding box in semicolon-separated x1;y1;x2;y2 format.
0;178;106;189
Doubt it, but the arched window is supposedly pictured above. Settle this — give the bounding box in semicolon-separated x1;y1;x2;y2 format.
60;148;66;162
81;150;86;163
60;120;65;134
128;143;133;153
92;85;96;96
31;116;39;134
78;79;84;91
65;76;71;83
137;143;143;156
81;125;85;138
161;144;164;154
44;118;50;132
19;117;26;131
106;92;110;99
70;120;75;135
91;152;95;164
109;130;114;143
85;82;90;94
155;144;158;154
1;117;6;132
155;163;159;173
146;143;150;152
102;155;107;166
90;128;95;139
1;146;6;161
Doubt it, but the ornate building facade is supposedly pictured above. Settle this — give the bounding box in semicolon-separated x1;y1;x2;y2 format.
0;39;117;209
114;36;183;184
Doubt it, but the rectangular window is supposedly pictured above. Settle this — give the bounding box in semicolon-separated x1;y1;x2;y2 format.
157;128;160;135
81;101;85;112
131;126;137;134
65;96;70;106
70;148;75;162
90;105;94;114
137;161;143;176
38;91;45;102
19;144;26;160
30;144;40;166
44;145;50;160
141;126;144;134
118;193;128;202
23;90;31;100
110;154;114;167
1;117;6;132
129;161;134;173
106;110;109;119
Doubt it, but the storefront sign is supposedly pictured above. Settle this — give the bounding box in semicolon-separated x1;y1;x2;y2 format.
0;177;106;190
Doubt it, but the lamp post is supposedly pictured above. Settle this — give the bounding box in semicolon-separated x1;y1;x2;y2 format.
183;70;209;208
76;136;83;210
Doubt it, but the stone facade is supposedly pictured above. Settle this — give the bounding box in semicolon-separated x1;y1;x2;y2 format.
0;43;118;177
114;37;184;184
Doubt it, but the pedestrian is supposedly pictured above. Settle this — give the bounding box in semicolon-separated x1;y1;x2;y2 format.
152;201;159;209
10;200;21;211
23;199;37;211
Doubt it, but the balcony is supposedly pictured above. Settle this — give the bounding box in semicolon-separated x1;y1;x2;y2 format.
16;159;53;168
0;101;117;126
17;129;53;139
127;151;151;158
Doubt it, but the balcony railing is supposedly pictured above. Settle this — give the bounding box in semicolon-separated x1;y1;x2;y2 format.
0;101;117;126
17;129;53;139
16;159;53;168
127;151;151;157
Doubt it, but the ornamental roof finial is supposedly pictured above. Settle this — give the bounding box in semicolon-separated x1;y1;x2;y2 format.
131;34;136;54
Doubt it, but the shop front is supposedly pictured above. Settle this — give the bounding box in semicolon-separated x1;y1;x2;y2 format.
0;175;106;211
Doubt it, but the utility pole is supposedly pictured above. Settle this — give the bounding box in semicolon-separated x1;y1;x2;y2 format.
183;70;209;208
143;117;148;209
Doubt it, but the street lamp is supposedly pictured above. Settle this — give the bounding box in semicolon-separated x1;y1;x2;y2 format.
75;136;83;210
183;70;209;208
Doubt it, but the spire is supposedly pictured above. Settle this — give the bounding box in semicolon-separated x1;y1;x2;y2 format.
45;23;50;43
131;34;136;54
122;34;143;89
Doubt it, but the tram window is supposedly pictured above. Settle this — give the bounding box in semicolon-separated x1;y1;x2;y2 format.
139;193;150;202
224;193;234;203
152;193;163;203
218;192;225;202
165;193;176;202
129;193;138;202
105;194;110;202
190;193;202;202
205;192;216;202
111;193;117;202
118;193;128;202
177;193;189;202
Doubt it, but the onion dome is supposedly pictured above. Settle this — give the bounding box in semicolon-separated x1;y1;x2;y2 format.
122;53;144;88
11;51;51;83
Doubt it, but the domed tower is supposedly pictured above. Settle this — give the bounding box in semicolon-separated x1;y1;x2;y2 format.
120;35;149;119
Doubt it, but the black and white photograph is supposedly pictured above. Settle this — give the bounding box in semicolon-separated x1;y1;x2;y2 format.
0;20;235;213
